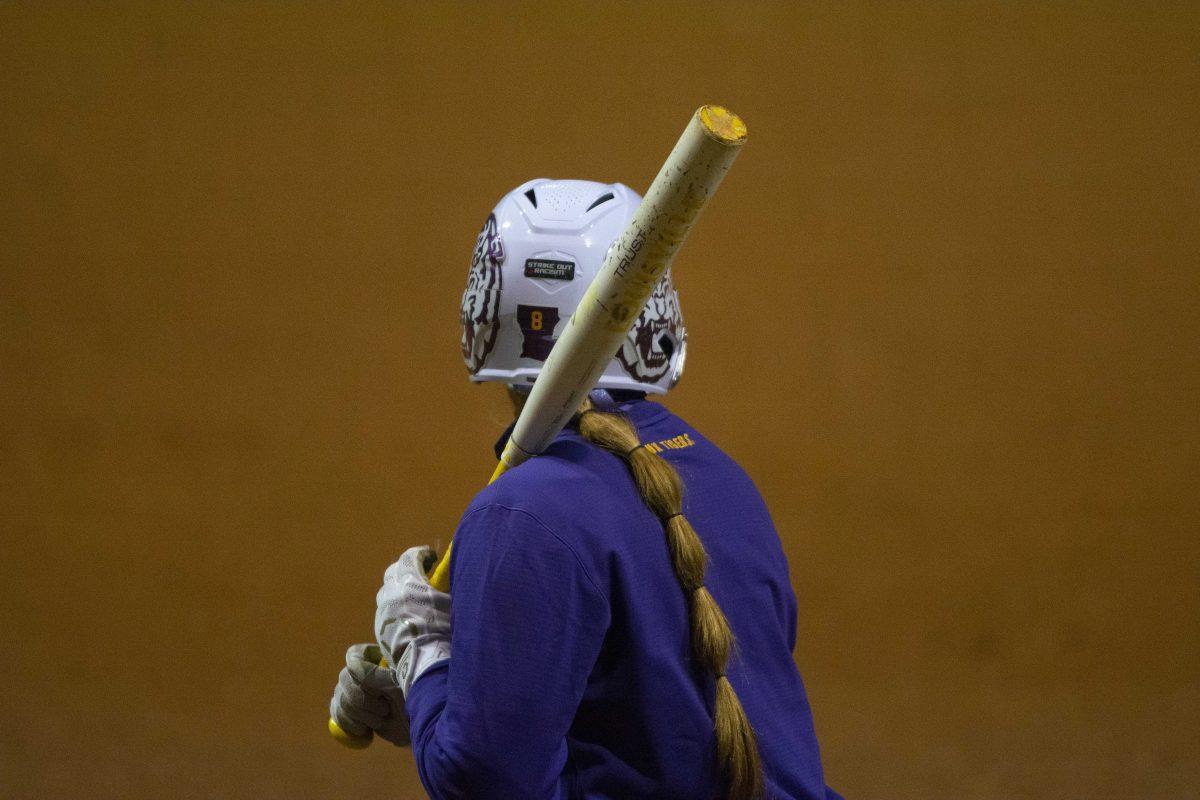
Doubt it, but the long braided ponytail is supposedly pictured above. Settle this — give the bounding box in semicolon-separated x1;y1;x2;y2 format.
576;400;765;800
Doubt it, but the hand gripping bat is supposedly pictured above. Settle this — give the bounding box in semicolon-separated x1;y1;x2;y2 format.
330;105;747;748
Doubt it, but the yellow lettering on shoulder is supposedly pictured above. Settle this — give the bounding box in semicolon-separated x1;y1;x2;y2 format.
648;432;697;453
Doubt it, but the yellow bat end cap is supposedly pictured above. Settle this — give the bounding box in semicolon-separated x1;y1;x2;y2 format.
329;717;372;749
699;105;748;144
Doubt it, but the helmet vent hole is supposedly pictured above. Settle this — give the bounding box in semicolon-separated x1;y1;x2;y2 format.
659;335;674;359
524;188;538;208
586;192;615;212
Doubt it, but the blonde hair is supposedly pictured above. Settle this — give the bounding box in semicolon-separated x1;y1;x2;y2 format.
576;399;765;800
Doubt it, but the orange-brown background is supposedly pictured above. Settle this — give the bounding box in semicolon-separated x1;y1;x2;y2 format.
2;3;1196;798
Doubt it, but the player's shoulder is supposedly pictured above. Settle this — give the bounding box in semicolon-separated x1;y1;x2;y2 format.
457;398;738;536
451;435;636;583
467;434;619;517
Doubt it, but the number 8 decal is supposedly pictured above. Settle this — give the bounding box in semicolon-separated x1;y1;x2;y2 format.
517;304;561;361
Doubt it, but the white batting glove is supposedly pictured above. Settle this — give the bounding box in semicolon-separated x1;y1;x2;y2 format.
375;546;452;697
329;643;411;747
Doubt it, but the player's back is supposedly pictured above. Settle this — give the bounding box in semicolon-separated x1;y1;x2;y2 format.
452;397;830;800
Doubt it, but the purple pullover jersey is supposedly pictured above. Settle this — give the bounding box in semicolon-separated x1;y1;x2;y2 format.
406;397;840;800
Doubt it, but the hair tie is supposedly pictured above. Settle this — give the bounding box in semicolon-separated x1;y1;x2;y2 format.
661;512;683;524
715;672;726;680
623;443;647;459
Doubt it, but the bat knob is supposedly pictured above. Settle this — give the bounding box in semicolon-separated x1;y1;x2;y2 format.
328;717;373;749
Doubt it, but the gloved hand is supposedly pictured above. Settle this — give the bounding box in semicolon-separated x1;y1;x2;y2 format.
375;546;452;696
328;643;411;747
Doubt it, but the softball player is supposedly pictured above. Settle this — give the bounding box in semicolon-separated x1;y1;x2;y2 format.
331;179;842;800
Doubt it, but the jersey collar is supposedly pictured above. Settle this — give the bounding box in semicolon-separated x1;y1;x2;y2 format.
492;393;668;459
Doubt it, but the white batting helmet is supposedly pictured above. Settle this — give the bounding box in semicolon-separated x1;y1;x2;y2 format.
460;178;686;395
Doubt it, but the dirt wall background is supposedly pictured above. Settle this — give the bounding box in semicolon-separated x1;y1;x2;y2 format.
2;3;1197;798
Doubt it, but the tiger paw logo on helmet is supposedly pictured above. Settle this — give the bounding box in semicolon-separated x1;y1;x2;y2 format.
617;271;684;383
459;178;686;395
460;213;505;374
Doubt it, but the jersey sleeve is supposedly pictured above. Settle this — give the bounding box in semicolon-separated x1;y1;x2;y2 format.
404;502;611;800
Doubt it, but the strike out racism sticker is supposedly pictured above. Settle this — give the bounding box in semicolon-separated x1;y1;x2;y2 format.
524;258;575;281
